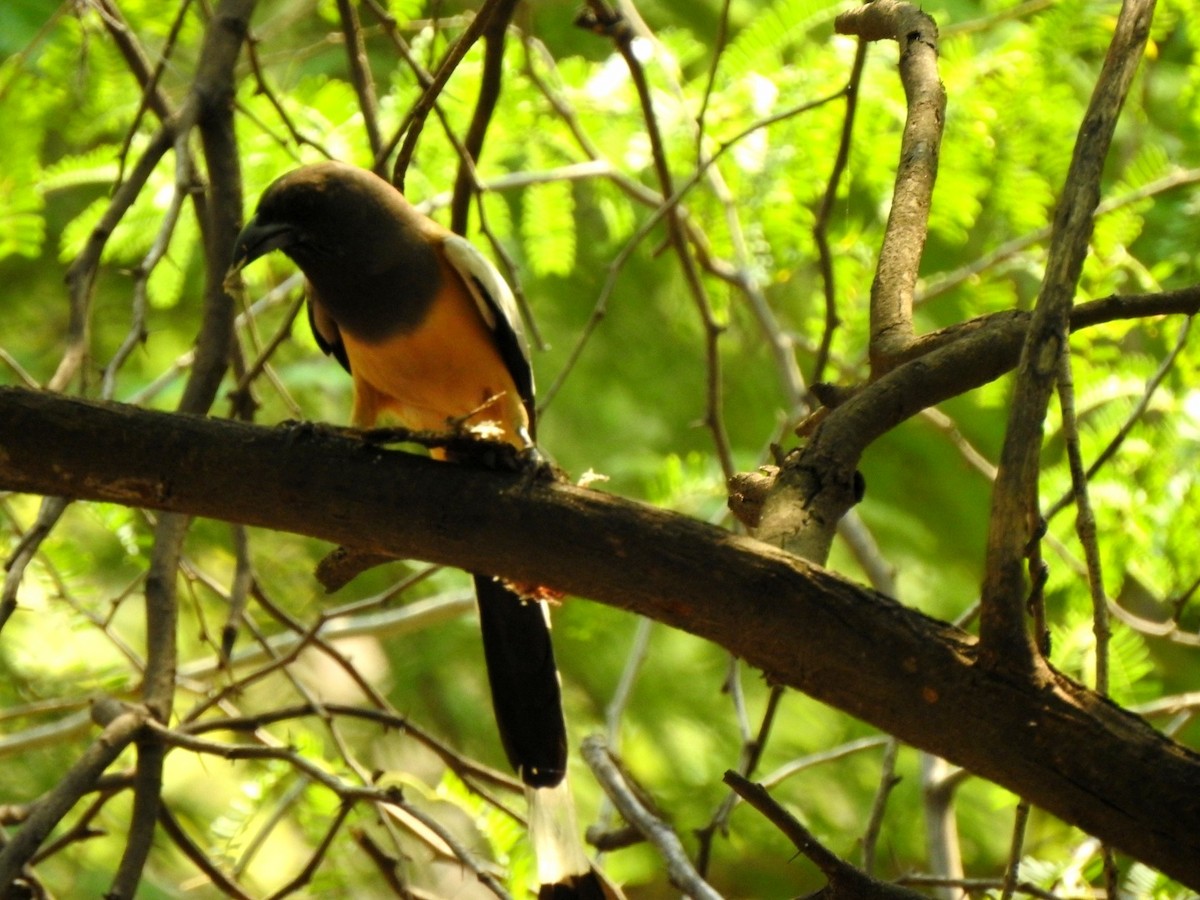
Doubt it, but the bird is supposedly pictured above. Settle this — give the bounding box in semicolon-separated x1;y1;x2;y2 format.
227;161;621;899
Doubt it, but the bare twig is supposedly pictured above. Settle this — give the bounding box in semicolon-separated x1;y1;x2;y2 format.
695;681;784;877
146;721;514;898
0;704;149;890
979;0;1156;671
228;285;307;417
181;702;520;796
1045;315;1193;522
1056;349;1111;694
335;0;384;160
239;31;330;154
101;144;195;401
917;167;1200;306
694;0;733;154
1000;800;1032;900
265;801;353;900
449;0;519;234
724;771;927;899
861;738;901;875
91;0;175;123
388;0;508;186
56;125;174;392
811;39;868;386
604;617;653;742
578;1;735;477
1;496;68;633
759;736;893;790
158;805;255;900
583;735;724;900
220;523;254;660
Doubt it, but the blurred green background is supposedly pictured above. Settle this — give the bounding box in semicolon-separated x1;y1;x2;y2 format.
2;0;1199;896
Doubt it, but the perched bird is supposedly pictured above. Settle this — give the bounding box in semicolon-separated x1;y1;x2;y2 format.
228;161;620;899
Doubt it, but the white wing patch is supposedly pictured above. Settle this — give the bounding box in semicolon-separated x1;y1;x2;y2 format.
441;233;534;418
442;234;516;335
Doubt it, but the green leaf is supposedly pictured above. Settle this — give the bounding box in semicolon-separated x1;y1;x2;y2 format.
521;179;576;278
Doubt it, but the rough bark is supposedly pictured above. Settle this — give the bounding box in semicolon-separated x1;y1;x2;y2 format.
1;386;1198;887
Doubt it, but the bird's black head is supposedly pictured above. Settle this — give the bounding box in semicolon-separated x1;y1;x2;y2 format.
228;161;430;279
226;162;443;336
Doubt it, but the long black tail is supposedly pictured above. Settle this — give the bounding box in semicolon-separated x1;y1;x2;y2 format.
475;573;568;786
473;575;621;899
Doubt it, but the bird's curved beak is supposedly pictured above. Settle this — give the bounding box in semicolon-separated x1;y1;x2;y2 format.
224;217;300;292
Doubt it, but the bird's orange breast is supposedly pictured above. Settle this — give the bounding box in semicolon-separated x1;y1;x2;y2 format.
338;270;530;449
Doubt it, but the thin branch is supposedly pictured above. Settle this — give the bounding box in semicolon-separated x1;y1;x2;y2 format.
524;28;843;415
861;738;901;876
91;0;176;123
694;0;733;154
335;0;384;160
1;496;68;634
582;735;724;900
56;125;174;392
1000;801;1032;900
1044;315;1193;522
760;736;893;790
29;778;132;864
158;805;255;900
916;167;1200;306
180;702;521;796
724;771;927;899
695;681;785;877
811;39;868;386
265;801;353;900
228;289;307;419
101;141;195;401
221;524;254;660
351;828;414;896
835;0;945;371
594;617;655;850
0;704;149;889
979;0;1156;671
145;721;514;898
234;777;309;878
578;1;735;477
604;617;654;743
388;0;506;187
449;0;519;234
919;753;963;900
1056;350;1111;695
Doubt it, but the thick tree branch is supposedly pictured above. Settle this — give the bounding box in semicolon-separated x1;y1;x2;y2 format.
755;286;1200;561
758;0;944;564
1;387;1199;887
